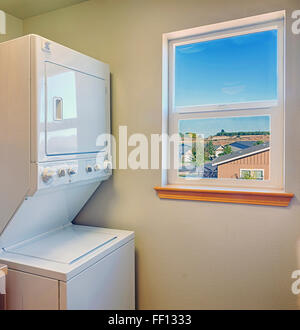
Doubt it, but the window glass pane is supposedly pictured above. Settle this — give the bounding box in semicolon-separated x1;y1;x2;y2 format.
178;115;270;180
253;170;264;180
175;30;277;107
240;170;251;179
240;169;264;180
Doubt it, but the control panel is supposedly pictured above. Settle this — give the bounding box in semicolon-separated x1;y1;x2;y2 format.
38;156;112;190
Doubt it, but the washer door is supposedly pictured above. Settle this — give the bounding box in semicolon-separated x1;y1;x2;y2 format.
45;61;107;156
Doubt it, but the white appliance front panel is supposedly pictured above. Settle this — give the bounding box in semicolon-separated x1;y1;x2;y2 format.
5;239;135;310
0;182;100;249
60;240;135;310
30;34;110;163
45;61;107;156
5;225;117;264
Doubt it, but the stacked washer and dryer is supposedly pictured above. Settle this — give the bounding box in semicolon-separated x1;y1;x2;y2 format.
0;35;135;310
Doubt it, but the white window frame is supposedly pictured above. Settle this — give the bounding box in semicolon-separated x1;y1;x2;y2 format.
162;11;285;191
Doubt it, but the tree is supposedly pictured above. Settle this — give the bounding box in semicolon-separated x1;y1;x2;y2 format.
241;172;255;180
255;140;264;145
204;141;216;161
206;141;215;156
219;145;232;156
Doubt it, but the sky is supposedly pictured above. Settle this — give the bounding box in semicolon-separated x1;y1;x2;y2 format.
175;29;278;107
179;115;270;138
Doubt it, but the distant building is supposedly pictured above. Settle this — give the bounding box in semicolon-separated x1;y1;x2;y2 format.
214;141;257;158
215;145;224;157
183;149;194;163
212;143;270;180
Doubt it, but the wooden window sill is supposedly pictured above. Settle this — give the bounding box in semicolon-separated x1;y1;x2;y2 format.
154;186;294;207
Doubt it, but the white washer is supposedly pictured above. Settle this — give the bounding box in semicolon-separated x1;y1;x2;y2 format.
0;35;135;309
0;224;135;310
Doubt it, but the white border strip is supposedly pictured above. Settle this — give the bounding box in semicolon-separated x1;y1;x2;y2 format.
163;10;285;41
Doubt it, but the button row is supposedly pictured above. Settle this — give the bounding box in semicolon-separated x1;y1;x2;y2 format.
57;168;77;177
41;163;107;184
86;164;102;173
41;167;77;183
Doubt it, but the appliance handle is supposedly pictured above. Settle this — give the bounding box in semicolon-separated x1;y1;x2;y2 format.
53;97;63;121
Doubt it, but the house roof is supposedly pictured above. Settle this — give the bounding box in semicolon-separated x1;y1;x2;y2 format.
215;145;224;150
203;162;218;178
204;162;217;171
212;142;270;166
229;141;256;149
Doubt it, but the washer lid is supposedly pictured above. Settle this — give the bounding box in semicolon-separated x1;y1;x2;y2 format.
4;225;117;265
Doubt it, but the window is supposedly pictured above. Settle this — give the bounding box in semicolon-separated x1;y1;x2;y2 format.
175;30;277;108
178;115;270;180
165;12;285;191
240;169;264;180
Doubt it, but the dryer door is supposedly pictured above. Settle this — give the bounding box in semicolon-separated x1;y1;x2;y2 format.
45;61;107;156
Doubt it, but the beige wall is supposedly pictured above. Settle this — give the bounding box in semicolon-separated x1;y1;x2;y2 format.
23;0;300;309
0;12;23;43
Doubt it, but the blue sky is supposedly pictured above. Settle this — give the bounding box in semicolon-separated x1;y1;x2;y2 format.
179;115;270;138
175;30;277;107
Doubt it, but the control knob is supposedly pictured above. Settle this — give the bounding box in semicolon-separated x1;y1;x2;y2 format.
68;168;77;176
41;168;54;184
86;165;93;173
57;168;66;177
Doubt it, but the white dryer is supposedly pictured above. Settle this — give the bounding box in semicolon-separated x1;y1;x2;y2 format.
0;35;135;310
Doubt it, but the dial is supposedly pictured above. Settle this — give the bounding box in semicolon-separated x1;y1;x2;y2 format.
57;168;66;177
68;168;77;176
41;168;54;184
86;165;93;173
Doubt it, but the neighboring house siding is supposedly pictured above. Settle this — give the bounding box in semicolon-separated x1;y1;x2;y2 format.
218;150;270;179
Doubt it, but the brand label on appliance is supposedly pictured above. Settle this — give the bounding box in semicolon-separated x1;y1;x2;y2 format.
41;40;51;53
